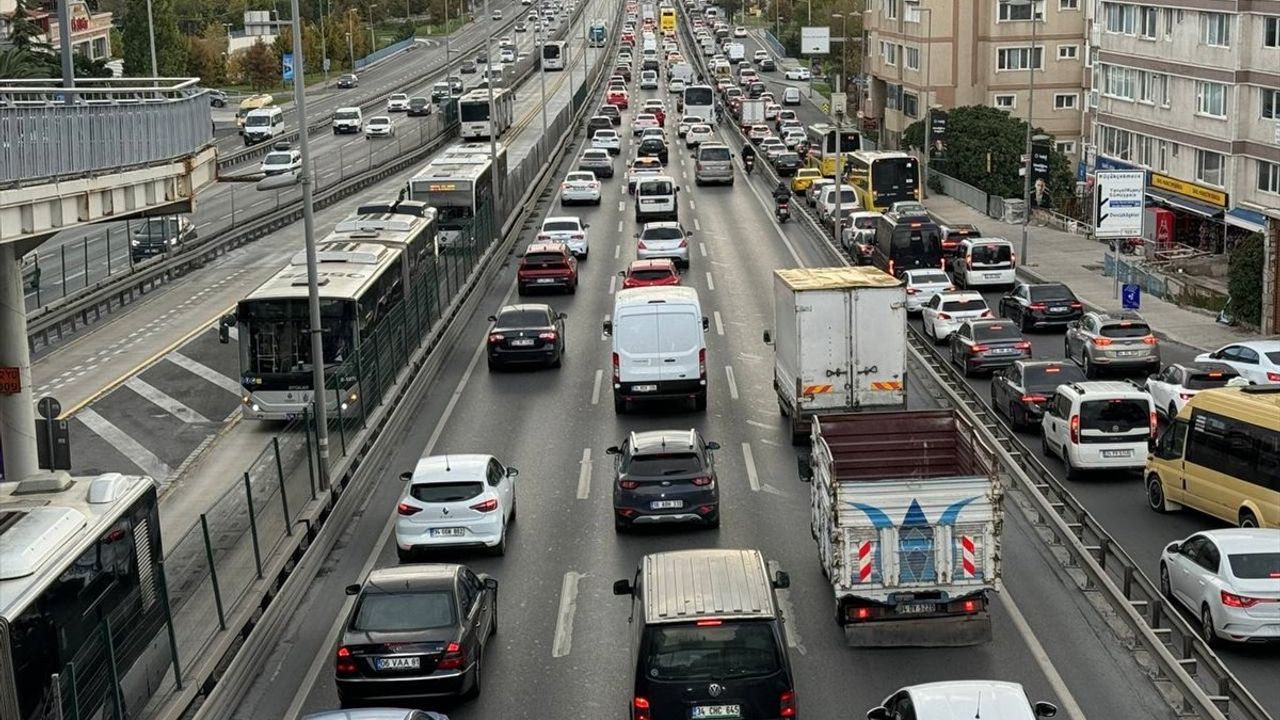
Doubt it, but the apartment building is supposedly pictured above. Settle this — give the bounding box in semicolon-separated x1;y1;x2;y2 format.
1087;0;1280;242
862;0;1087;157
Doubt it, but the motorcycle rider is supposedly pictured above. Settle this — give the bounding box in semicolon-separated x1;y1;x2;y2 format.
772;181;791;204
741;142;757;172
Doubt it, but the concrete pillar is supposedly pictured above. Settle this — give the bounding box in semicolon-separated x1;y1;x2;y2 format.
0;243;39;482
1263;217;1279;336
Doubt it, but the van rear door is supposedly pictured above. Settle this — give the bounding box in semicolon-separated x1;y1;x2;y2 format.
655;307;702;383
616;306;663;385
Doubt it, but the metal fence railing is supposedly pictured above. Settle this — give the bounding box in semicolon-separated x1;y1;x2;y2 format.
356;37;417;70
927;167;991;217
0;78;213;187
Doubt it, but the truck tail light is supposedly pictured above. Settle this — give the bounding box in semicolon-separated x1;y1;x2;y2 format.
612;352;620;383
699;348;706;378
1069;414;1080;444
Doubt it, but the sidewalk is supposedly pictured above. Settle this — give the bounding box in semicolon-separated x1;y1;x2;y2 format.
923;194;1252;353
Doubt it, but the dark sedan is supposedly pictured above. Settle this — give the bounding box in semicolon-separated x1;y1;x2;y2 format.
407;96;432;116
998;281;1084;330
636;137;669;164
460;61;478;73
337;73;359;88
772;151;804;176
991;360;1086;431
948;319;1032;376
486;303;566;370
335;564;497;706
760;57;776;71
608;429;721;531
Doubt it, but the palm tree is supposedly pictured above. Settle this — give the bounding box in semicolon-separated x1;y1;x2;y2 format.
0;48;50;79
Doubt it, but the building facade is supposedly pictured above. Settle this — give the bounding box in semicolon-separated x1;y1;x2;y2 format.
862;0;1088;157
1087;0;1280;247
0;0;113;60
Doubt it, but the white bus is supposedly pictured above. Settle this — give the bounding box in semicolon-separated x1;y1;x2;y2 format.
682;84;715;124
541;40;569;70
1;473;168;720
407;145;507;247
458;87;514;139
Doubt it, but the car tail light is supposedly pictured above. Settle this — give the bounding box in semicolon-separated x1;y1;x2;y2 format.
437;642;466;670
695;619;723;626
488;333;505;344
637;238;648;249
633;697;652;720
699;348;706;378
906;287;920;295
1179;392;1193;400
591;181;600;189
396;502;422;516
1028;303;1047;311
969;344;989;353
619;479;640;489
1021;394;1047;403
1092;336;1113;347
1221;590;1263;609
1010;252;1017;266
1015;341;1031;350
538;331;558;340
1070;302;1083;309
1069;414;1080;444
561;182;570;189
780;690;797;718
1142;335;1158;345
470;498;499;512
965;256;973;269
678;238;688;247
1268;371;1280;383
612;352;620;383
980;310;993;318
936;312;951;320
1150;411;1158;438
690;476;713;486
335;646;358;675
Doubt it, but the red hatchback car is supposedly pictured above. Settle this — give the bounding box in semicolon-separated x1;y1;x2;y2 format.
619;259;680;289
517;242;578;295
607;88;630;109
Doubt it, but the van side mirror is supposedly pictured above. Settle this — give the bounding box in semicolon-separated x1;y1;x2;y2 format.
705;441;721;451
483;577;499;591
345;583;362;596
1033;702;1058;718
772;570;790;589
796;455;813;482
612;579;633;596
702;316;710;330
605;445;621;455
487;315;498;322
866;708;891;720
218;313;236;344
400;471;414;482
602;320;613;336
618;270;627;276
762;329;772;345
506;467;520;477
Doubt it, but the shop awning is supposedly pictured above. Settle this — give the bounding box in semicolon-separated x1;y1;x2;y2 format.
1225;207;1267;233
1146;188;1223;218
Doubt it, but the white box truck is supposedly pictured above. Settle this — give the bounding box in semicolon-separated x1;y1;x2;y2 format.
800;408;1002;647
763;267;907;444
738;98;767;131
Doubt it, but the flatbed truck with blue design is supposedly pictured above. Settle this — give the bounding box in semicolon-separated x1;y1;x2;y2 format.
799;408;1003;647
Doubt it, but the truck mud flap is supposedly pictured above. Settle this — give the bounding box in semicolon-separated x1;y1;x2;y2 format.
843;614;992;648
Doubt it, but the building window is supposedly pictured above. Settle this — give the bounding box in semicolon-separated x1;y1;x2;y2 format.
1196;149;1224;186
1266;17;1280;47
1058;44;1079;59
885;0;899;20
998;0;1042;21
1054;92;1078;109
905;46;921;70
1060;0;1078;9
1138;71;1168;105
886;83;901;110
1196;81;1227;117
1259;161;1280;194
1139;7;1158;38
1104;2;1136;34
1200;12;1230;47
904;2;922;22
1057;141;1076;154
1101;125;1133;160
904;92;920;118
1162;7;1174;38
882;41;898;65
994;93;1017;109
1103;63;1136;100
1263;88;1280;119
997;46;1045;70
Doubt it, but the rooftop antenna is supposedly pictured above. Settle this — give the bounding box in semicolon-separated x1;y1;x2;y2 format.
444;454;452;471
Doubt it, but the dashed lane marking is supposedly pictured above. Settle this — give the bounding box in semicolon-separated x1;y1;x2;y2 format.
713;311;724;335
705;272;715;290
742;441;761;492
725;365;739;400
576;448;592;500
552;571;583;658
591;369;603;405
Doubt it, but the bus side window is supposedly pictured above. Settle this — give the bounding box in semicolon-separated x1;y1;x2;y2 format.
1155;419;1188;460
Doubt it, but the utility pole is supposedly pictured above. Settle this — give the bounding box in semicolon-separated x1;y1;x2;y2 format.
486;28;501;240
1020;1;1040;263
145;0;159;77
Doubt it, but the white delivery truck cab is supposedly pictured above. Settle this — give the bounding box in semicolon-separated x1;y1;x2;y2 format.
605;286;710;413
764;267;907;444
725;42;746;64
802;408;1002;647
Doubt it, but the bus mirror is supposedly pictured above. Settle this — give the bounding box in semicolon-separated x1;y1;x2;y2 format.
218;324;229;344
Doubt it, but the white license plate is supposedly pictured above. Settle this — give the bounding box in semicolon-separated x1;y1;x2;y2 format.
536;278;556;284
989;348;1019;354
1049;306;1068;313
692;705;741;719
511;338;535;347
374;656;421;670
651;499;684;509
896;602;937;615
1101;449;1133;458
983;272;1003;279
1115;350;1140;357
430;527;465;537
632;384;658;392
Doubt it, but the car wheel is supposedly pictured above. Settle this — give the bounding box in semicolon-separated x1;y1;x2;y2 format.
695;178;703;186
1041;434;1053;458
396;546;413;563
567;279;577;294
1146;474;1170;513
509;496;518;523
487;357;500;372
962;358;974;378
614;516;628;533
1159;563;1173;600
488;523;507;557
517;284;527;296
1063;450;1080;481
1201;605;1221;648
463;645;483;699
1019;311;1030;333
1083;355;1097;379
706;510;720;529
1167;402;1178;421
550;351;562;368
1010;403;1024;431
694;392;707;411
613;395;627;414
1240;509;1259;528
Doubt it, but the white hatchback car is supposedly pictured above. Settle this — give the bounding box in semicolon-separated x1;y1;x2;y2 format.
1040;380;1154;480
921;291;991;343
901;268;954;313
685;123;713;147
365;116;395;137
386;93;410;112
1194;340;1280;384
669;77;686;94
639;70;659;89
869;680;1058;720
592;128;622;154
395;454;519;560
783;67;810;81
560;171;602;205
1159;528;1280;646
633;113;661;136
259;147;301;176
1144;362;1239;419
539;216;591;257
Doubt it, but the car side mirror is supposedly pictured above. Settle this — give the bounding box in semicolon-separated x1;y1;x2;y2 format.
618;270;627;276
1033;701;1058;718
866;708;891;720
796;455;813;482
633;232;640;238
583;223;590;228
400;471;414;482
762;329;772;345
557;312;567;320
345;583;361;596
612;579;633;595
487;314;497;322
602;320;613;335
1166;541;1181;554
1208;350;1220;359
483;577;499;591
772;570;790;589
705;441;721;451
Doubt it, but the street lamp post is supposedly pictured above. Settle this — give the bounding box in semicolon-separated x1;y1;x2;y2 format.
537;26;549;130
346;30;354;69
834;107;846;248
485;28;501;240
445;0;451;64
319;0;330;83
832;12;847;98
368;4;379;54
1019;0;1041;262
145;0;159;76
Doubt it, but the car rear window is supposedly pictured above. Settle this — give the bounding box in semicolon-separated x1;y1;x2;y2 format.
1227;553;1280;579
642;226;684;241
1023;364;1085;392
640;180;674;195
1079;399;1149;432
1029;284;1075;302
909;270;949;284
631;268;674;281
410;481;483;503
497;309;549;326
941;299;987;313
524;252;567;267
973;323;1022;342
699;147;730;161
544;220;579;232
1266;351;1280;364
970;243;1012;263
1100;321;1152;338
352;591;455;632
625;452;702;475
644;621;783;681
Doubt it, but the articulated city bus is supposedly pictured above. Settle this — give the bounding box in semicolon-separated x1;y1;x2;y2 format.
542;40;570;70
407;143;508;247
457;87;514;139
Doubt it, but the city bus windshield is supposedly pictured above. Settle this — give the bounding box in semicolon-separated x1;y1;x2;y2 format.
238;298;356;375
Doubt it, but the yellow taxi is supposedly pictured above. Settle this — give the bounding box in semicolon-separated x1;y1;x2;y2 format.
791;167;823;194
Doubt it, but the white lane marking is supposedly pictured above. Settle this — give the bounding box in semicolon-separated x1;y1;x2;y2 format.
283;277;516;720
699;242;707;257
705;271;715;290
618;200;626;211
165;351;243;395
997;591;1088;720
617;219;624;232
591;369;603;405
713;311;725;335
609;274;617;295
693;218;701;231
576;448;592;500
689;199;697;210
124;377;210;424
725;365;739;400
614;244;621;259
552;571;583;658
742;441;761;492
77;408;174;480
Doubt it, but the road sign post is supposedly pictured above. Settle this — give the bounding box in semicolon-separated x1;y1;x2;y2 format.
1122;283;1141;311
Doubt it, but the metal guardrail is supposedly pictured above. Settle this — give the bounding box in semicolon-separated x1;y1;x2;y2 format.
0;78;213;187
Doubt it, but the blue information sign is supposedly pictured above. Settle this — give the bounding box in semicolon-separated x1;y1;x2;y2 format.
282;53;295;82
1122;283;1141;310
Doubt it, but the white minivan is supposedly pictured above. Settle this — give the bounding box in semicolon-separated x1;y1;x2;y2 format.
1041;381;1155;480
605;286;709;413
951;237;1017;289
635;175;679;222
242;106;285;145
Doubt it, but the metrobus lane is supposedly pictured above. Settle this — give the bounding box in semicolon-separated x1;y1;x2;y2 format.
255;84;1172;720
32;10;612;555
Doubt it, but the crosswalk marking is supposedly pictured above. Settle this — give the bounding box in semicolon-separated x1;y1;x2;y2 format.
125;377;211;424
165;351;243;395
77;408;174;481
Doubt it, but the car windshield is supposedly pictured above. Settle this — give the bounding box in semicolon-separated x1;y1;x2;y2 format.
941;298;987;313
264;152;292;164
410;481;483;503
644;622;783;681
1022;364;1085;392
352;591;456;632
135;218;178;238
973;323;1022;342
544;221;580;232
497;309;550;327
1100;321;1152;338
624;451;702;476
1227;552;1280;579
1184;371;1235;389
335;109;359;119
643;226;684;241
1029;284;1075;302
245;114;271;126
1080;399;1149;432
909;270;949;284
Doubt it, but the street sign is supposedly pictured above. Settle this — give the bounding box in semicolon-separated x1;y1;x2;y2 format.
1122;283;1141;310
283;52;295;82
36;419;71;471
37;396;61;420
0;367;20;395
830;92;846;119
800;26;830;54
1094;170;1146;239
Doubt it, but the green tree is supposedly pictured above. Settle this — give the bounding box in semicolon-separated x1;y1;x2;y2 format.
7;0;49;51
238;40;280;90
0;47;49;79
122;0;187;76
1227;233;1265;327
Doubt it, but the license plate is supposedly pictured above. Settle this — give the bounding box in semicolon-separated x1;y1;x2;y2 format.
1115;350;1140;357
511;338;535;347
1101;449;1132;458
692;705;741;719
989;348;1018;354
983;273;1003;279
896;602;937;615
430;527;465;537
632;384;658;392
651;499;684;509
536;278;556;284
1049;306;1068;313
374;656;421;670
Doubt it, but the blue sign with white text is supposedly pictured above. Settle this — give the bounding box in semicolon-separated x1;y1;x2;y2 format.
283;53;294;82
1122;283;1141;310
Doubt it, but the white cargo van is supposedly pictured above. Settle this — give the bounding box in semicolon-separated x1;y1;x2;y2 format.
604;286;709;413
242;106;285;145
634;175;679;221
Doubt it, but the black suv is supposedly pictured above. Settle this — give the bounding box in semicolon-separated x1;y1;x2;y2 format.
998;281;1084;330
636;137;669;164
130;216;197;262
586;115;614;138
608;429;721;531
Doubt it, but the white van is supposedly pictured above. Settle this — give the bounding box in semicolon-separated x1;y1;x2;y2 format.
243;106;285;145
1041;381;1155;480
605;286;709;413
635;175;679;222
951;237;1017;289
